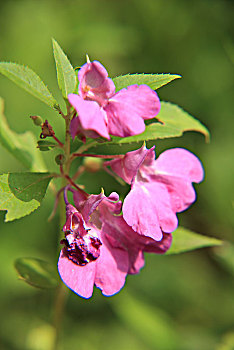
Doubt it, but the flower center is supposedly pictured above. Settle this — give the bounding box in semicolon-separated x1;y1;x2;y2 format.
61;230;102;266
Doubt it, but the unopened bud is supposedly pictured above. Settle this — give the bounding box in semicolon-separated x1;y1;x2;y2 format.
55;154;65;165
83;157;102;172
30;115;43;126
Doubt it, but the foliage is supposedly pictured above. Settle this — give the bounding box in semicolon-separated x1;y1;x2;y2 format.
113;73;181;92
0;62;58;108
14;257;59;289
166;226;222;255
52;38;77;98
110;101;209;144
0;172;53;221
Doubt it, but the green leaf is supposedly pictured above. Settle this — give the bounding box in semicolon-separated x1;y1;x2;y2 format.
0;97;46;171
52;39;77;98
112;73;181;92
0;172;53;222
37;140;57;151
166;227;222;255
0;62;58;108
14;257;59;289
109;101;210;145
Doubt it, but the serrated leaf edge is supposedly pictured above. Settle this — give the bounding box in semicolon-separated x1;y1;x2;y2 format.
0;172;54;222
0;61;58;108
52;39;77;98
112;73;181;91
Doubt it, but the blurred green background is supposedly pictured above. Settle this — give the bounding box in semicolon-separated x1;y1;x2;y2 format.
0;0;233;349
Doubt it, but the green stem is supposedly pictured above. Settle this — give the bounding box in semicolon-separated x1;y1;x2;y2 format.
52;283;67;350
76;140;97;154
65;141;99;171
72;152;124;159
50;186;67;350
51;107;73;350
64;120;71;174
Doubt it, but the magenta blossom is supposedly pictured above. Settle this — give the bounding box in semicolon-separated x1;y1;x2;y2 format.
58;190;171;298
105;145;204;241
68;60;160;140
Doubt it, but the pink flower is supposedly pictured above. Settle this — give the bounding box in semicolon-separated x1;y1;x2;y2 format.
58;190;171;298
105;145;204;241
68;60;160;140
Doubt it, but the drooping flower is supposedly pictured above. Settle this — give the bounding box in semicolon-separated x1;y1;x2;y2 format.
68;60;160;140
58;190;171;298
105;145;204;241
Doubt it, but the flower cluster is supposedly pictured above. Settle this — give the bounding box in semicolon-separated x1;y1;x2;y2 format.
59;189;173;298
58;60;204;298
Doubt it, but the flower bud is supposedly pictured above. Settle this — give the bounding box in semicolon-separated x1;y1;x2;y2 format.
55;154;65;165
30;115;43;126
83;157;103;173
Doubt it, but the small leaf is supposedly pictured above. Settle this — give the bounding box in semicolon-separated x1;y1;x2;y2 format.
110;101;210;145
0;62;58;108
52;39;77;98
0;172;53;222
166;227;222;255
112;73;181;92
0;97;46;171
14;257;59;289
37;140;57;151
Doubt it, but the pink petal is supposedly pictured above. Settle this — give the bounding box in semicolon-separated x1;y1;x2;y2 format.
143;233;172;254
105;85;160;137
105;145;154;184
153;148;204;212
70;115;106;140
73;191;121;223
101;208;172;274
63;204;87;235
102;227;144;275
102;209;172;254
69;117;80;139
78;61;108;87
80;192;105;222
105;101;145;137
155;148;204;183
102;214;170;273
113;84;160;119
58;252;96;299
123;182;178;240
68;94;110;139
78;61;115;100
95;233;129;296
155;175;197;212
107;192;119;202
72;190;88;213
128;250;145;275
